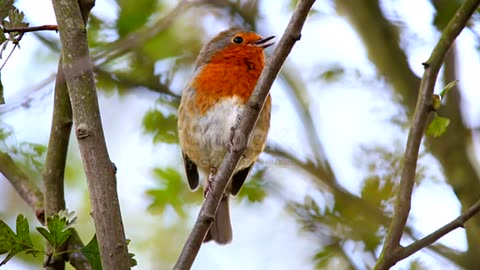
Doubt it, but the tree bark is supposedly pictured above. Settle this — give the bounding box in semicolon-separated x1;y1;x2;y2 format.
50;0;130;269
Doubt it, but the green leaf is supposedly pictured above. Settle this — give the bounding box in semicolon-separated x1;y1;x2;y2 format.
236;169;267;203
116;0;157;36
0;215;38;266
426;115;450;138
313;244;336;269
361;176;394;207
319;67;345;81
142;109;178;144
80;236;137;269
146;167;202;216
81;235;102;270
0;220;16;254
432;94;441;111
0;126;12;141
3;7;28;39
36;211;75;250
0;0;14;20
439;80;458;99
126;239;137;267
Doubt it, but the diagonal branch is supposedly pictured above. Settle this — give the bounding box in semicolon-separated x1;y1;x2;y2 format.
0;151;44;222
397;199;480;262
173;0;316;269
374;0;480;269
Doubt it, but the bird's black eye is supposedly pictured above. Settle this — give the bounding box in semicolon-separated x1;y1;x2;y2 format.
233;36;243;44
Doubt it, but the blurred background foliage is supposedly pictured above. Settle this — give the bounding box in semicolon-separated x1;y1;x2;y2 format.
0;0;480;269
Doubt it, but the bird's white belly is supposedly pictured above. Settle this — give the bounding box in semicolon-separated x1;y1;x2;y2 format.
190;97;242;171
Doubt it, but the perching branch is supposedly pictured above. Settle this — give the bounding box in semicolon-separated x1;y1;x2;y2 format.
51;0;130;269
374;0;480;269
173;0;316;269
0;151;44;222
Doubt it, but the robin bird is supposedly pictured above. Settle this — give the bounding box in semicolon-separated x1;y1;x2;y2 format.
177;27;274;244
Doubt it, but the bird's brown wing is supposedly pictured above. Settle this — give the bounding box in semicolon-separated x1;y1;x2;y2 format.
230;166;251;195
182;152;199;190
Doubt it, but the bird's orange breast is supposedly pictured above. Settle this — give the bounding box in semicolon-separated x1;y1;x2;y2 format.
191;46;266;114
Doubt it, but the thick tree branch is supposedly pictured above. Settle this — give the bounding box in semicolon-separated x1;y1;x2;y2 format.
0;151;44;221
43;1;94;269
51;0;130;269
374;1;480;269
173;1;316;269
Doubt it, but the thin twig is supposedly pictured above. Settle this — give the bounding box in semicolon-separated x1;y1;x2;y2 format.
374;1;480;269
397;199;480;262
173;0;316;269
3;25;58;33
0;39;21;71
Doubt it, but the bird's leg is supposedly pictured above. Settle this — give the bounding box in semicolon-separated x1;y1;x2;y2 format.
204;167;217;199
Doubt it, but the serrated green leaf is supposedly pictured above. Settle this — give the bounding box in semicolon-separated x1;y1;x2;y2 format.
0;215;38;266
0;220;15;254
439;80;458;99
36;213;75;249
81;235;102;270
426;116;450;138
15;215;33;247
6;8;27;28
0;0;13;20
36;227;53;247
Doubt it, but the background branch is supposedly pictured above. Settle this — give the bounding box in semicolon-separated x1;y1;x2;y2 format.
43;60;71;270
374;1;480;269
51;0;130;268
173;0;316;269
0;151;44;222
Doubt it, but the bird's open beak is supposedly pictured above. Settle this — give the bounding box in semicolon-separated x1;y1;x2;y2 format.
251;36;275;48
